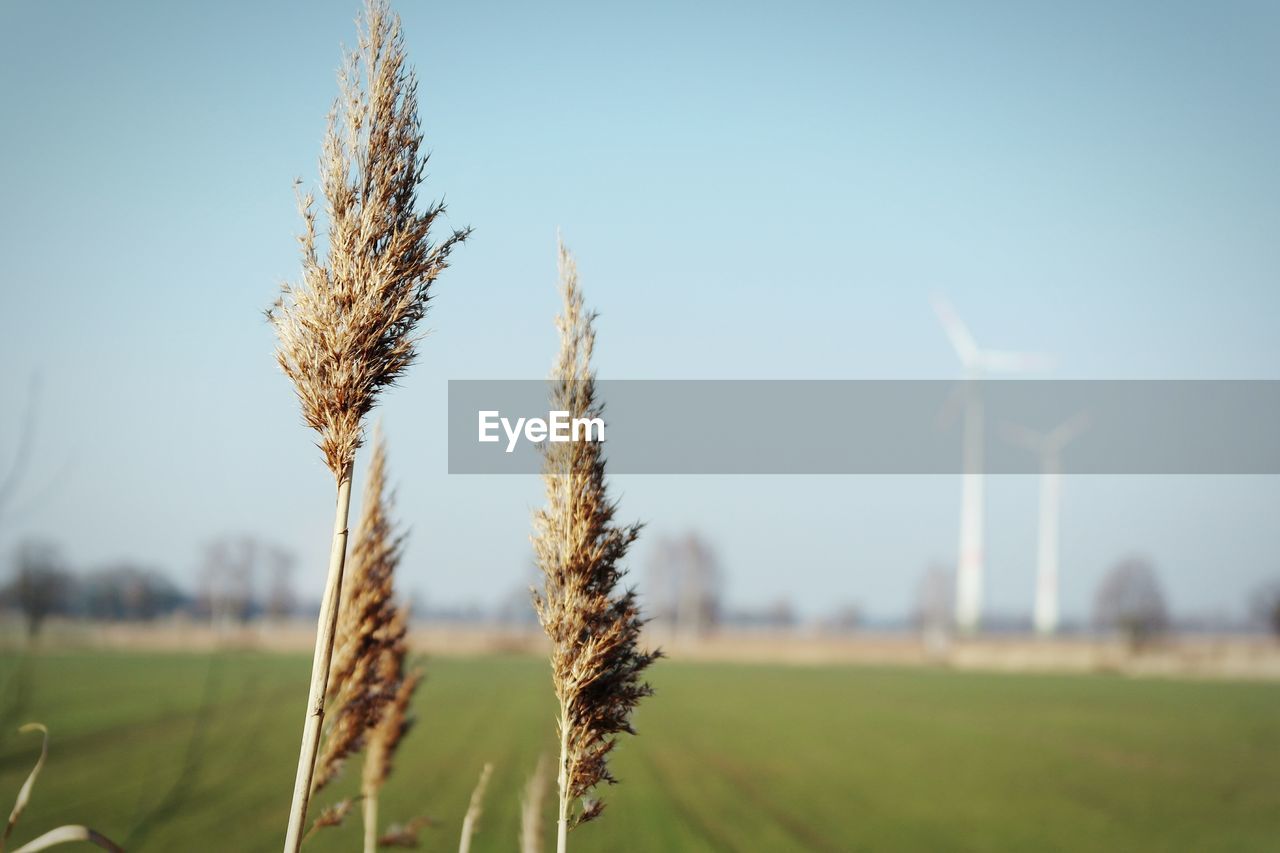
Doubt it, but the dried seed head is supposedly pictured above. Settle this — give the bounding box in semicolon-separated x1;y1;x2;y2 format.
363;666;422;791
532;238;660;830
268;0;469;478
307;798;354;837
378;816;432;847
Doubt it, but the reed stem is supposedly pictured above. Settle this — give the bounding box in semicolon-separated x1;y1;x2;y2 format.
555;712;570;853
282;467;354;853
362;788;377;853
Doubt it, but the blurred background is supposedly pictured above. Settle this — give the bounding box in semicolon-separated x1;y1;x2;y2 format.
1;1;1279;850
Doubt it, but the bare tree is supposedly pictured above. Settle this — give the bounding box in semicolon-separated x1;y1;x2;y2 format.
195;537;300;626
82;564;186;621
3;541;74;639
647;533;722;638
1249;578;1280;641
1094;556;1169;649
762;597;797;630
198;537;257;626
820;603;862;634
264;545;298;621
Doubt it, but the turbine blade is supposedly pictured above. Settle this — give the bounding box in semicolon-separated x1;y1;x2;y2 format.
976;349;1055;373
999;421;1044;452
1047;412;1091;449
930;294;979;366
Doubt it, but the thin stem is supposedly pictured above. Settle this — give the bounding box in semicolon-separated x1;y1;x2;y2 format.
555;709;570;853
282;468;355;853
458;763;493;853
362;788;377;853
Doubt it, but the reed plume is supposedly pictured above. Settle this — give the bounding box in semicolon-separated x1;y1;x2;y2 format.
268;1;466;848
301;800;353;844
532;239;659;852
377;816;431;848
361;661;422;851
308;426;422;853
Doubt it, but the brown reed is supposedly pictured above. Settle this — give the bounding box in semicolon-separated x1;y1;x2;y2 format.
268;1;466;848
361;652;422;851
377;816;432;848
531;238;660;852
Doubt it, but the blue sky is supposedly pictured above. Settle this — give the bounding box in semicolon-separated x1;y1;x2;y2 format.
1;0;1277;621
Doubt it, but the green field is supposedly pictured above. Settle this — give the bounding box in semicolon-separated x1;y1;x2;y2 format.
0;652;1277;852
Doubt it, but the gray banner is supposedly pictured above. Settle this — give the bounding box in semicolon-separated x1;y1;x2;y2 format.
447;380;1280;474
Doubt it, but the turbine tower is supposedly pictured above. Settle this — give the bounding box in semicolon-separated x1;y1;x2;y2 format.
932;295;1051;634
1002;414;1089;636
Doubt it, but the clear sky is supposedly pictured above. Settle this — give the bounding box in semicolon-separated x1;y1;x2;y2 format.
1;0;1277;622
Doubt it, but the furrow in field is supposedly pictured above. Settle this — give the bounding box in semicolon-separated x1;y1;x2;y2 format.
633;739;740;851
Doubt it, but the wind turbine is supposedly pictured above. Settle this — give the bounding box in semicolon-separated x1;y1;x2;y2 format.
1002;414;1089;636
932;295;1051;634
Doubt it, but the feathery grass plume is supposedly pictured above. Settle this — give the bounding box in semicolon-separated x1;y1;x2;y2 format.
269;0;470;479
268;1;467;848
532;239;660;852
302;799;354;842
457;763;493;853
519;754;551;853
362;668;422;852
3;724;122;853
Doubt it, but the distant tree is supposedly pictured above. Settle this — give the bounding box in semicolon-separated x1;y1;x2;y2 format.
1249;579;1280;640
264;545;298;621
762;597;797;630
197;537;260;625
195;536;300;624
1094;556;1169;649
647;533;723;638
821;603;862;634
3;542;74;639
82;564;187;621
497;560;542;628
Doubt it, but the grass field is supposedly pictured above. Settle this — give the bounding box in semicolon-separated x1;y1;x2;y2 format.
0;652;1277;852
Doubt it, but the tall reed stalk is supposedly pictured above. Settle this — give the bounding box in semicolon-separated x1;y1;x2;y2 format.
532;239;659;853
308;426;420;852
268;2;466;849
